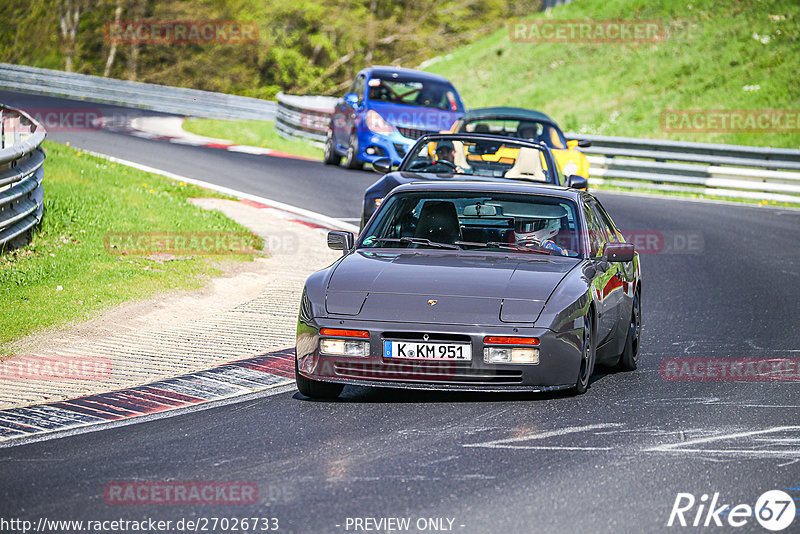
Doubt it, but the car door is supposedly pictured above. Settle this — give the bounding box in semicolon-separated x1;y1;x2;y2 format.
595;199;637;341
582;200;617;349
588;198;628;355
333;74;365;147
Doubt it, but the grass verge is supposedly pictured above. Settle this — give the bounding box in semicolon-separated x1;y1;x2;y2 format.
0;141;260;356
182;118;324;160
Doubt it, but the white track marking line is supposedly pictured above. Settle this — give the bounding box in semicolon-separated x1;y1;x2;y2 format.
463;423;623;449
77;149;359;233
646;426;800;458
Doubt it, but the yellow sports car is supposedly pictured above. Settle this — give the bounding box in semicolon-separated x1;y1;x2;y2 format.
448;106;591;180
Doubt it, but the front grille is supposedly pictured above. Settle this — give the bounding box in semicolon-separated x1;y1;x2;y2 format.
397;127;433;140
334;361;523;384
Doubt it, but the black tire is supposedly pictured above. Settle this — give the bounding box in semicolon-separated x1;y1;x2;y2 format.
344;130;362;170
295;358;344;399
573;312;596;395
323;129;341;165
617;290;640;371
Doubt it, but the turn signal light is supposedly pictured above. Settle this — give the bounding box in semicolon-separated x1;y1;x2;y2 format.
320;328;370;338
483;336;539;346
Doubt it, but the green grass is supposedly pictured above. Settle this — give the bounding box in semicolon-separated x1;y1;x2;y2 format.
423;0;800;148
182;118;324;160
0;141;260;355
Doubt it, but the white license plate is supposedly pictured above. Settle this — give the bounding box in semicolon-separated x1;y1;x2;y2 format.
383;340;472;361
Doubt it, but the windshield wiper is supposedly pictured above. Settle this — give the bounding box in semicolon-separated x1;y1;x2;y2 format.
454;240;554;255
368;237;460;250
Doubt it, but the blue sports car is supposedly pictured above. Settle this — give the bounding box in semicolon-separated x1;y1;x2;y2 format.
324;66;465;169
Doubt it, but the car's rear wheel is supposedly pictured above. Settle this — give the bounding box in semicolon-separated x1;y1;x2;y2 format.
295;358;344;399
617;290;640;371
344;130;362;170
323;128;341;165
573;313;596;395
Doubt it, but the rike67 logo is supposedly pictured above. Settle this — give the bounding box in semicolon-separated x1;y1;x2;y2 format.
668;490;796;531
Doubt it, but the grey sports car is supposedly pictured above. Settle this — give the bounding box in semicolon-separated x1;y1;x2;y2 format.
296;181;641;398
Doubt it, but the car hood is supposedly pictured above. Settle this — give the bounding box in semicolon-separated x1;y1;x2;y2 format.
325;250;577;325
368;101;461;132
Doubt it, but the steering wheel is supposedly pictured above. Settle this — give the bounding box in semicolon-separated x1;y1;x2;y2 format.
430;159;457;171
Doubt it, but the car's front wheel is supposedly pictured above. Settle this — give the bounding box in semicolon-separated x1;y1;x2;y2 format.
573;313;596;395
323;128;341;165
295;358;344;399
617;290;640;371
344;130;362;170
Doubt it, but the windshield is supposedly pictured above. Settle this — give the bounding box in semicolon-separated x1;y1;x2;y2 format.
401;136;553;181
460;118;566;149
360;191;582;258
367;76;463;111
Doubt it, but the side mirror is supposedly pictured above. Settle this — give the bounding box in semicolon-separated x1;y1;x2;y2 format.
327;231;355;254
603;242;635;263
578;139;592;148
343;93;359;106
372;158;392;174
566;174;588;190
567;139;579;150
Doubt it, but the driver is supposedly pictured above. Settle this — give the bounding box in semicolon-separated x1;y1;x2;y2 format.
514;216;569;255
431;140;463;172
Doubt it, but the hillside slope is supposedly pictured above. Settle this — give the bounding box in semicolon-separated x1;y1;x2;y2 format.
425;0;799;148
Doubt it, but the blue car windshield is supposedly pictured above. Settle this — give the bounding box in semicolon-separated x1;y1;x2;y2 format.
360;191;583;258
367;76;463;112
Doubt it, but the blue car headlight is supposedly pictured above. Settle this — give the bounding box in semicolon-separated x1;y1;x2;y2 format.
366;110;395;135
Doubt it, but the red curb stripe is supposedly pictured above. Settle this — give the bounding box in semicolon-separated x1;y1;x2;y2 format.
137;386;206;404
65;398;143;417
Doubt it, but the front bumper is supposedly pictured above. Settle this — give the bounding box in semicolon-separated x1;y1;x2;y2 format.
296;318;583;391
356;130;416;165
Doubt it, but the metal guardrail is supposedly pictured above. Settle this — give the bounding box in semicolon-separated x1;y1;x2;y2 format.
0;105;46;248
274;94;800;203
0;63;276;121
275;93;337;145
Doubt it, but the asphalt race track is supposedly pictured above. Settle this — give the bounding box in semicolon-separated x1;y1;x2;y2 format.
2;91;799;533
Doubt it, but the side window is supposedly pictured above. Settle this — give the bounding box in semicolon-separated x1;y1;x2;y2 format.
583;201;607;257
591;200;619;243
595;202;624;242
